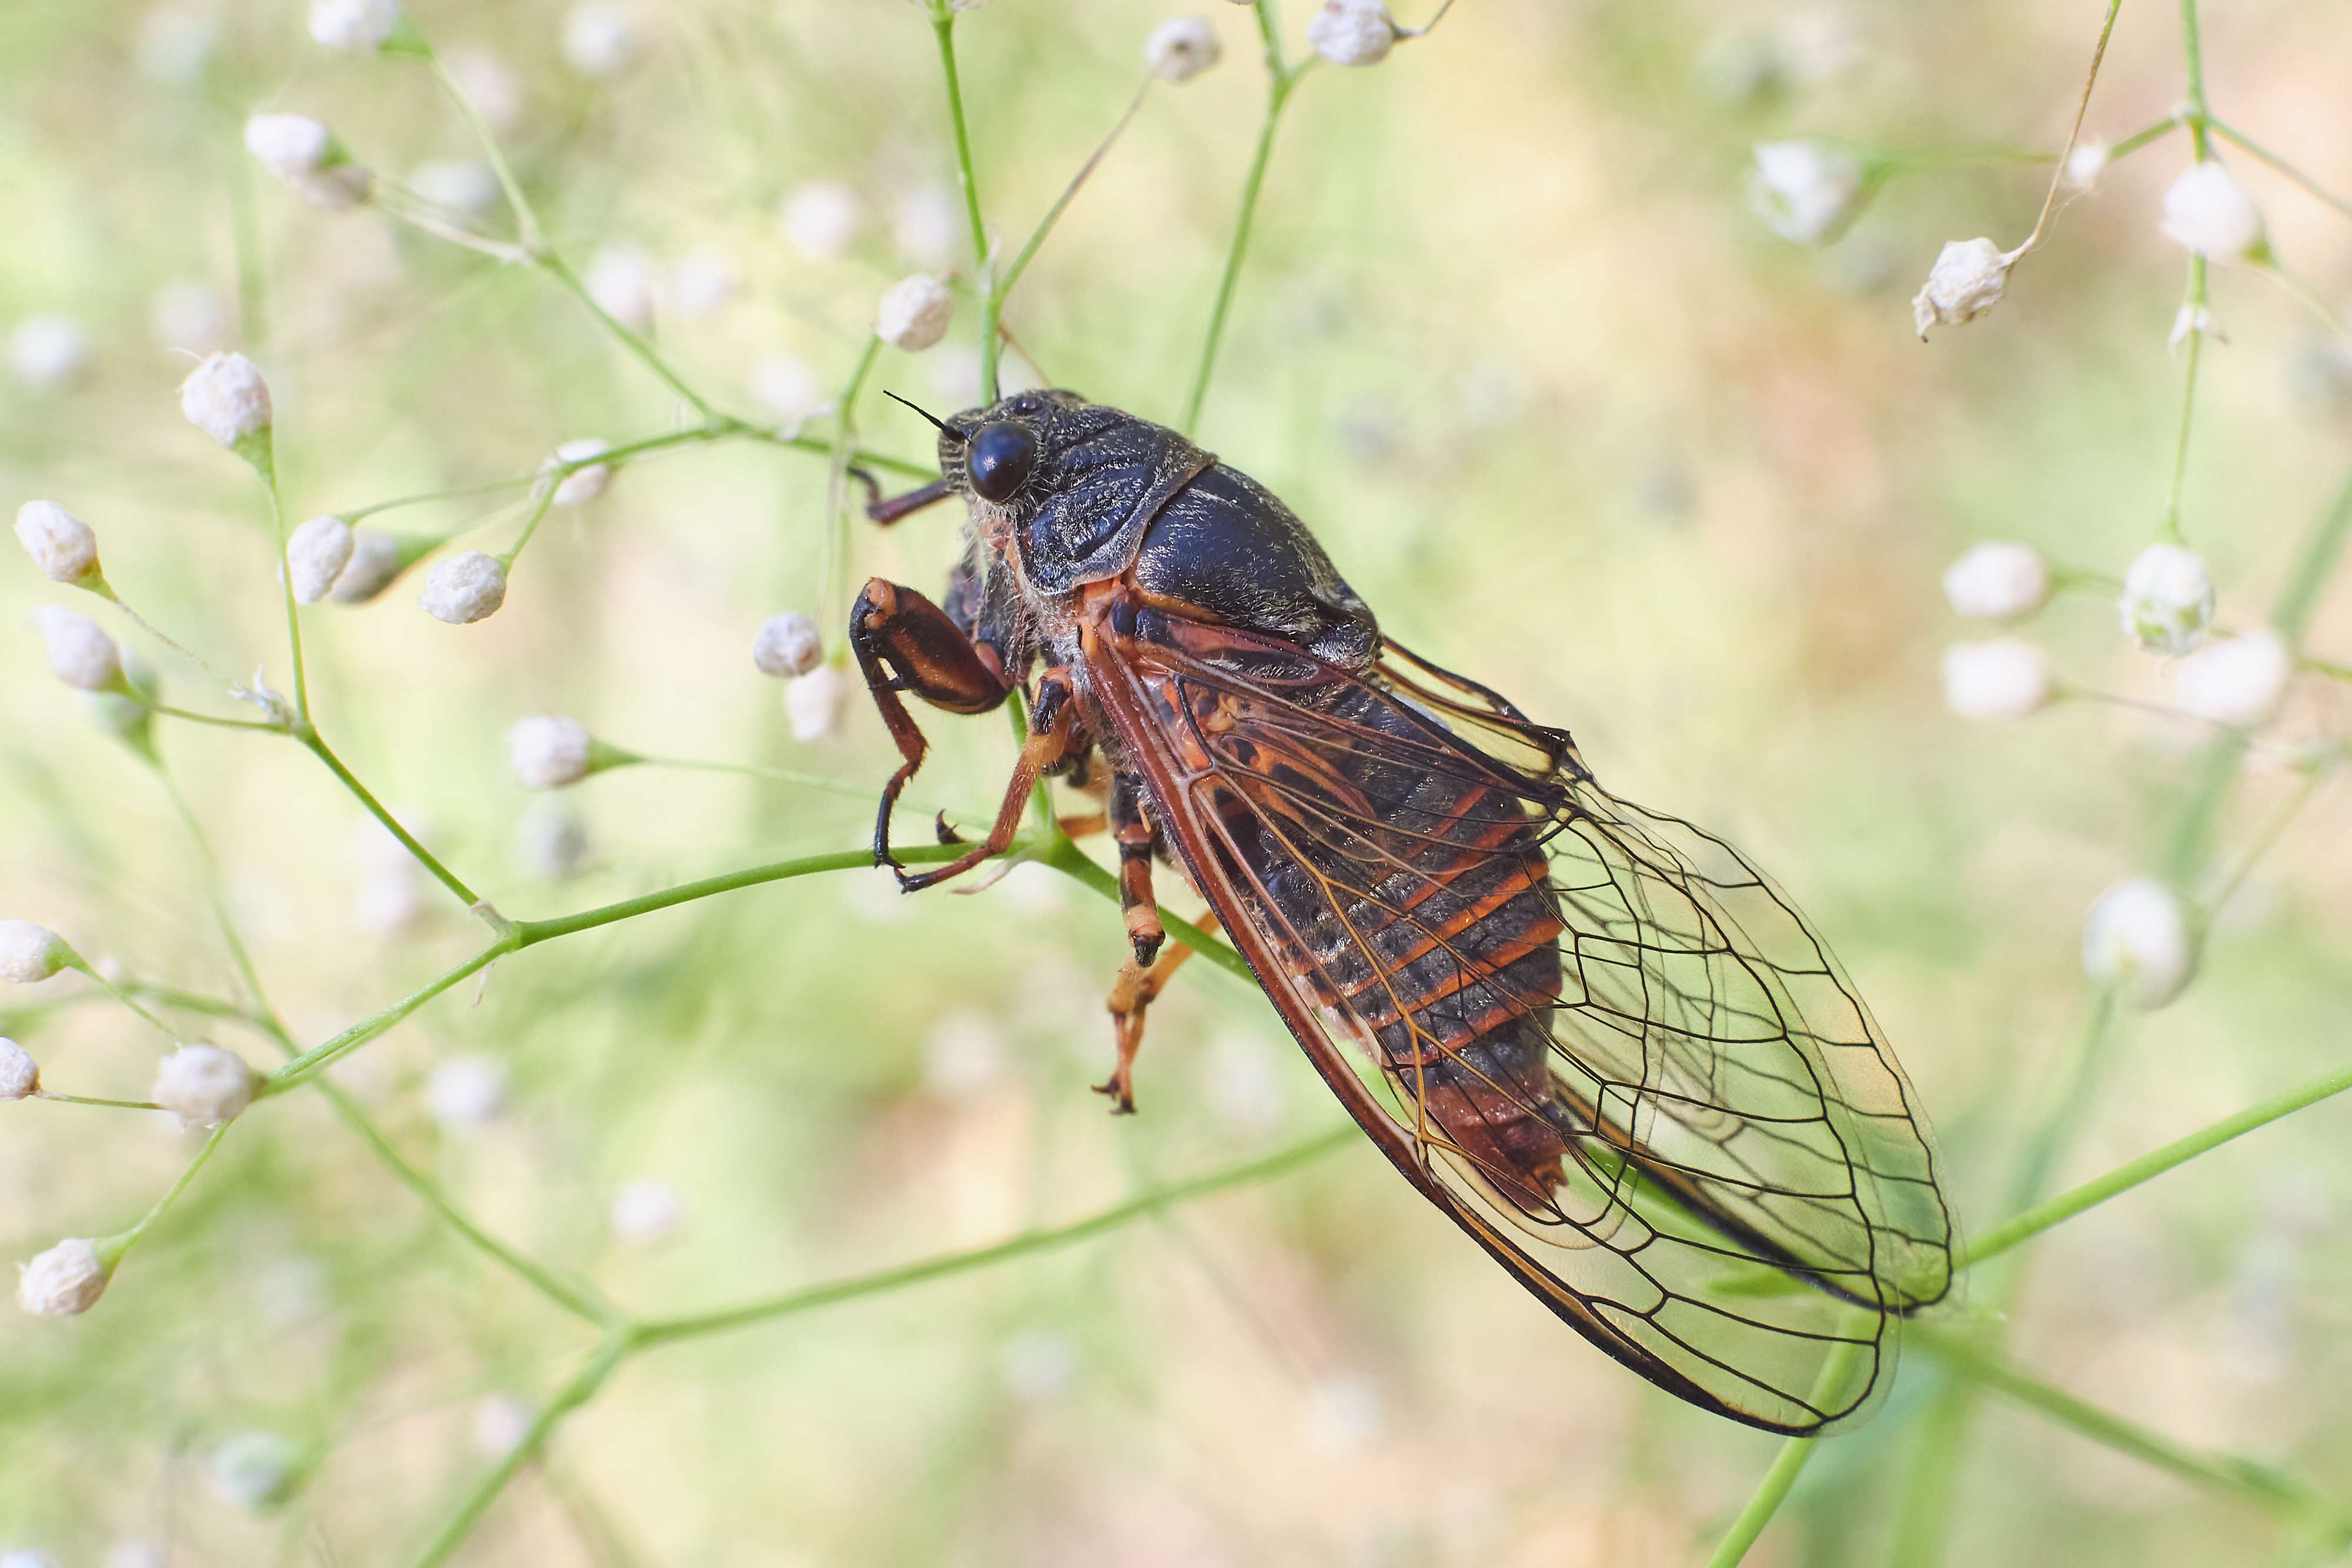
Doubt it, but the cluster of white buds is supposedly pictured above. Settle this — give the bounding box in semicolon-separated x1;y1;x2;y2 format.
0;1038;38;1099
2082;877;2196;1009
1145;16;1221;82
178;352;273;450
610;1179;686;1246
561;2;642;79
877;275;954;352
1942;638;2050;721
285;515;355;604
329;528;406;603
427;1054;507;1128
11;315;91;393
1911;238;2013;340
585;245;655;333
309;0;402;52
506;715;602;790
0;921;69;984
2160;159;2265;261
32;606;125;693
419;551;509;625
1748;140;1864;246
14;500;102;588
753;611;823;678
242;113;372;210
1942;541;2050;622
547;438;614;504
780;180;862;261
2173;628;2291;728
1307;0;1399;66
153;1043;258;1128
2117;541;2214;655
786;666;851;742
16;1236;111;1317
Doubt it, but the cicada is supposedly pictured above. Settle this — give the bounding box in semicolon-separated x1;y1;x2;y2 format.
850;390;1956;1435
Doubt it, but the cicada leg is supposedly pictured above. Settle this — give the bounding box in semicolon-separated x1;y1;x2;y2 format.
1093;773;1204;1115
894;665;1080;894
848;577;1011;875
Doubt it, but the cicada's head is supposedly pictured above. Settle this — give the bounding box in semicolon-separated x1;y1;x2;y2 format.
935;389;1214;595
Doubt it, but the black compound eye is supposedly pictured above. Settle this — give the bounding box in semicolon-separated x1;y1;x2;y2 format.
967;421;1036;503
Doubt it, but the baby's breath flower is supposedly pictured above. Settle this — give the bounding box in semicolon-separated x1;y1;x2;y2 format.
34;606;124;693
667;249;738;320
2161;159;2264;260
2083;877;2196;1009
309;0;401;51
753;611;821;678
151;278;233;352
560;2;641;78
751;356;824;423
409;159;502;218
610;1179;685;1245
14;501;102;587
1748;139;1864;246
0;1038;38;1099
178;352;272;449
2118;542;2214;655
877;275;954;353
328;527;404;604
1910;238;2012;339
779;180;862;262
892;184;961;270
1942;541;2049;622
547;437;614;504
584;244;654;333
2173;628;2291;728
10;316;91;393
206;1432;302;1511
153;1043;256;1128
1941;638;2050;720
2064;139;2110;190
786;664;850;742
506;715;596;790
0;922;69;984
471;1395;534;1459
16;1237;109;1317
419;551;507;624
427;1054;507;1127
1306;0;1398;66
1145;16;1221;82
243;113;332;178
286;515;354;605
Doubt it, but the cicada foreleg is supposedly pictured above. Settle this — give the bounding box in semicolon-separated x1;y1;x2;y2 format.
848;577;1013;875
893;665;1080;894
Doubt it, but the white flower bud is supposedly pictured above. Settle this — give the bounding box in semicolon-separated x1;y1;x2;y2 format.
751;356;824;423
2064;139;2110;190
561;2;641;78
507;715;595;790
309;0;401;51
34;606;123;693
786;664;850;741
1942;541;2049;621
0;921;68;984
516;800;590;880
15;500;102;586
207;1432;301;1510
409;159;502;218
753;611;821;678
470;1395;534;1459
151;278;233;352
418;550;508;624
2161;160;2263;260
546;438;614;504
328;527;403;604
2117;542;2214;654
877;274;953;352
285;515;354;605
0;1038;38;1099
139;8;220;83
153;1043;256;1128
1910;237;2012;339
667;248;737;319
16;1237;109;1317
427;1054;507;1127
179;352;272;447
1145;16;1221;82
584;243;654;333
1748;140;1863;245
447;48;525;133
2083;877;2196;1009
1941;638;2050;720
1306;0;1398;66
10;315;91;392
2173;628;2291;728
610;1179;684;1245
779;180;861;262
243;113;332;178
892;184;960;269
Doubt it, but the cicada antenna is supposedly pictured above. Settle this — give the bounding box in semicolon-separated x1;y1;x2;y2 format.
882;390;961;440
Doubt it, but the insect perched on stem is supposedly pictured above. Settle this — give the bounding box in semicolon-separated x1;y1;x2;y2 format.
851;390;1957;1435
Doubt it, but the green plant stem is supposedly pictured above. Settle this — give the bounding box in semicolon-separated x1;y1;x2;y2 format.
995;79;1151;307
2109;116;2182;162
258;450;311;724
145;702;279;733
823;336;886;643
106;1121;232;1264
1702;1328;1869;1566
422;46;541;249
538;252;713;416
2273;461;2352;646
927;4;997;402
35;1092;164;1111
299;727;481;910
1183;0;1301;436
1040;835;1251;985
2159;255;2209;543
495;486;560;570
2210;118;2352;221
2181;0;2211;155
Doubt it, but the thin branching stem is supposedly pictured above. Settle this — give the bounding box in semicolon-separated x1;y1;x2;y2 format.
927;4;998;402
299;728;482;910
2209;118;2352;222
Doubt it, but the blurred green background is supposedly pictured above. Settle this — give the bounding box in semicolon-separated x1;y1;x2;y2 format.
5;1;2351;1564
